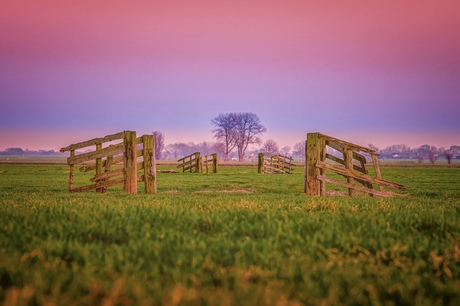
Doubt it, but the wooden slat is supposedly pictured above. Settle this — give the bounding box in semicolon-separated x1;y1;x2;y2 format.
68;143;124;165
71;177;124;193
263;165;286;173
79;155;123;172
178;152;199;163
137;161;144;171
371;154;384;192
265;161;293;170
320;133;378;155
69;150;75;192
60;131;125;152
316;175;406;197
90;168;125;182
123;131;137;194
183;164;197;171
315;161;406;190
326;140;368;163
142;134;156;194
306;133;321;195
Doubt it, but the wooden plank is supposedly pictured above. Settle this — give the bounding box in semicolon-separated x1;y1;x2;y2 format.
90;168;125;182
316;175;406;197
96;143;103;193
320;133;378;155
142;134;156;194
60;131;125;152
69;150;75;192
68;143;124;165
315;161;406;190
263;165;286;173
344;148;355;196
79;155;123;172
371;154;384;192
326;140;368;164
326;153;345;166
177;152;199;163
71;177;124;193
183;164;197;172
123;131;137;194
305;133;321;195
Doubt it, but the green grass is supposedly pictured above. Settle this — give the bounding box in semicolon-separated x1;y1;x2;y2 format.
0;163;459;305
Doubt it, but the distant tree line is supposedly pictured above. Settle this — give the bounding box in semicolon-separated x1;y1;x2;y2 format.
0;148;64;156
369;143;460;164
3;119;458;164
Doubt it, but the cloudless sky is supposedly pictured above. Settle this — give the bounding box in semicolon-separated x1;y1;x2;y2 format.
1;0;459;151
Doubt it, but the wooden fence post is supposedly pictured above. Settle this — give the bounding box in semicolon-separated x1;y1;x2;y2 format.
195;152;201;173
96;143;103;193
305;133;321;195
212;153;218;173
143;134;157;194
344;148;355;196
123;130;137;194
69;149;75;192
258;153;264;173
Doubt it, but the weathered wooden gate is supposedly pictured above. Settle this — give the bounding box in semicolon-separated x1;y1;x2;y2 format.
201;153;218;174
177;152;201;173
60;131;156;194
304;132;406;197
258;153;294;174
177;152;218;173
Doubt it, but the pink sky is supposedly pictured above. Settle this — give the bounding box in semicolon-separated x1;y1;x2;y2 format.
1;0;459;151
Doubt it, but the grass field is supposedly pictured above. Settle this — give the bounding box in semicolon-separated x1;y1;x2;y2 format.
0;162;459;305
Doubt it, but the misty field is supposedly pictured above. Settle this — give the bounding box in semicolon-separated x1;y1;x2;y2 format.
0;163;459;305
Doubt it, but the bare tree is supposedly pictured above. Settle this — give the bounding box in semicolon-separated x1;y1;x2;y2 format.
445;150;454;165
152;131;165;160
293;141;305;159
262;139;279;155
417;154;424;165
280;146;291;156
368;144;379;153
211;113;237;161
233;112;266;161
428;150;438;165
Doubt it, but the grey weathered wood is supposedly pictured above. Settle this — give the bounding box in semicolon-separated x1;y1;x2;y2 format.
90;168;125;182
60;131;125;152
123;131;137;194
143;134;156;194
72;177;124;193
316;175;406;197
79;155;123;172
305;133;321;195
68;143;124;165
315;161;406;190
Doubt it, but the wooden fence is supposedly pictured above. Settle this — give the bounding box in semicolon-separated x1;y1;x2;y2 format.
177;152;201;173
304;132;406;197
258;153;294;174
201;153;218;174
177;152;218;173
60;131;156;194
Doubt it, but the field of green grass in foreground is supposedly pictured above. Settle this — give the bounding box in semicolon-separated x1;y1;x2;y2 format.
0;163;459;305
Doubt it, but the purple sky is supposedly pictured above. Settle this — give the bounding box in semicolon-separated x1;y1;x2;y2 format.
1;0;459;151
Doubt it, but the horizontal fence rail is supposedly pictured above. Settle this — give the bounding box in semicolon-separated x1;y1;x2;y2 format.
177;152;218;173
60;131;156;194
177;152;201;173
258;153;294;174
304;132;407;197
201;153;218;173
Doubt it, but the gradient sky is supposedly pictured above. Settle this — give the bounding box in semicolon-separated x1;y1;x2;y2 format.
1;0;459;151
